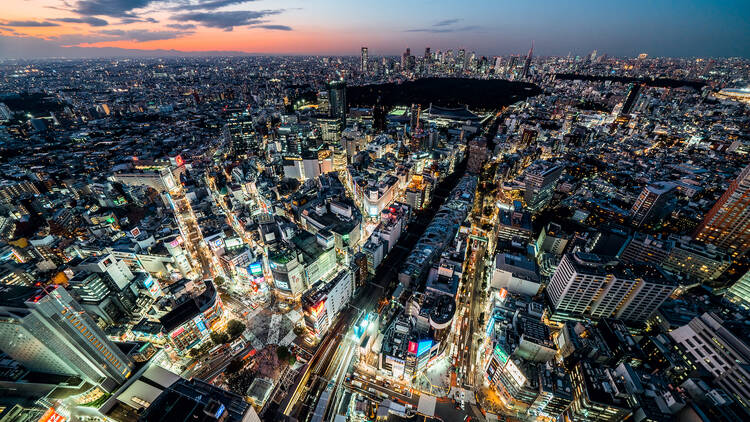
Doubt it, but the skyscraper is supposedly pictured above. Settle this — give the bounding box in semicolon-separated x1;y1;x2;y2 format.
521;41;534;79
524;162;563;211
0;284;134;392
361;46;368;73
457;48;466;71
694;164;750;257
328;80;347;126
401;47;411;69
507;55;519;76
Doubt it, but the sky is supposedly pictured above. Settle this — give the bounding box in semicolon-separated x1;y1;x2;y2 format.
1;0;749;58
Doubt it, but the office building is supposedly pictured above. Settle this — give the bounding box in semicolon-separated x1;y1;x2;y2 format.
669;312;750;410
467;138;488;174
662;235;731;283
524;162;563;211
535;222;571;257
361;46;368;73
694;164;750;257
547;253;675;323
618;232;672;265
302;268;354;338
726;270;750;309
0;284;133;391
328;80;347;126
135;375;253;422
613;264;676;323
630;182;674;227
568;361;632;422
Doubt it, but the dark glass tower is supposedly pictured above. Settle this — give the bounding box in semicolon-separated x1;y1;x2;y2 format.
328;80;347;126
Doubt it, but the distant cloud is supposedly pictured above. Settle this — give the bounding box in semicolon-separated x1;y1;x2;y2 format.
179;0;259;11
53;17;109;26
175;10;283;31
98;29;192;42
405;25;480;33
73;0;155;17
256;24;292;31
120;17;159;24
434;18;460;27
166;23;197;29
0;20;60;27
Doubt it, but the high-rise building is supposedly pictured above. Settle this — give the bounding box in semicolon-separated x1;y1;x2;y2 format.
521;42;534;79
613;264;676;323
669;312;750;410
302;268;354;338
328;80;347;126
726;270;750;309
0;284;133;392
524;163;563;211
457;48;466;70
467;138;488;174
360;46;368;73
546;253;675;323
507;56;519;75
401;48;411;69
694;164;750;257
630;182;674;227
568;361;633;422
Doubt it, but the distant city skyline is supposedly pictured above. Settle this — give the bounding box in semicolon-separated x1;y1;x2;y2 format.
1;0;749;58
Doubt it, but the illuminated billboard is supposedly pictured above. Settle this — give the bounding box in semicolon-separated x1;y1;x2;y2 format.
497;288;507;302
311;300;326;316
249;261;263;276
224;238;242;249
417;340;432;356
38;407;66;422
408;341;418;354
486;317;495;337
504;360;526;386
194;316;207;333
493;344;509;364
169;236;183;247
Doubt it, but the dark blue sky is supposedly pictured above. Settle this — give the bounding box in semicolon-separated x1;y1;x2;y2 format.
1;0;749;57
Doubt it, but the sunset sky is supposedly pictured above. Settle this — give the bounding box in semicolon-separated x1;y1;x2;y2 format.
1;0;749;58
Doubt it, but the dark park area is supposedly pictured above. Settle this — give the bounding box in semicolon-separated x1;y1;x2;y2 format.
348;77;542;110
